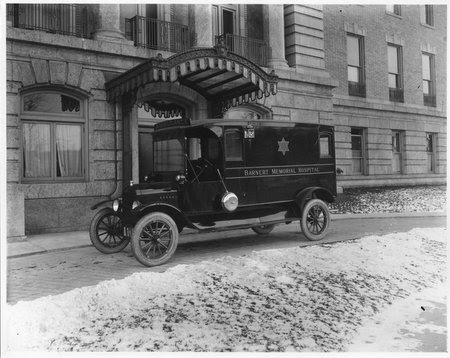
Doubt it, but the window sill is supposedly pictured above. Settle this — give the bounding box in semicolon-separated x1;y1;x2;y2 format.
385;11;402;19
420;23;435;29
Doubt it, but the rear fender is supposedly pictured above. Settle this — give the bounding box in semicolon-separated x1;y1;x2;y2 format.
295;187;335;215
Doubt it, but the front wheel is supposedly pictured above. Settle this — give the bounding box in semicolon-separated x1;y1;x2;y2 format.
131;212;179;267
89;208;130;253
300;199;330;241
252;224;276;235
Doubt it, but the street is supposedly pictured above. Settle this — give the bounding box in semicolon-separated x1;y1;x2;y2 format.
7;215;446;304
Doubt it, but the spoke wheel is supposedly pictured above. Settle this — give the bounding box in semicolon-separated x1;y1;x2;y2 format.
300;199;330;241
252;224;276;235
89;208;129;253
131;212;179;267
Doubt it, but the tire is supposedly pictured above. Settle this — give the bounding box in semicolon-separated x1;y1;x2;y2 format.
89;208;130;254
131;212;179;267
252;224;276;235
300;199;330;241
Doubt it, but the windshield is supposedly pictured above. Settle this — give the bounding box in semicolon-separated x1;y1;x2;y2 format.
153;130;185;173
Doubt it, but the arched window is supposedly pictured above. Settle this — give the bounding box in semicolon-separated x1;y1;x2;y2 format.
223;104;271;120
21;90;87;182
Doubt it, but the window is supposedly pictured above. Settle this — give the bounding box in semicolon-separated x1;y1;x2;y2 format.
21;91;86;182
154;138;184;172
225;129;243;161
347;34;366;97
392;131;404;173
422;53;436;107
319;134;332;158
351;128;366;174
212;4;237;51
388;44;404;102
386;5;401;16
421;5;434;26
426;133;436;173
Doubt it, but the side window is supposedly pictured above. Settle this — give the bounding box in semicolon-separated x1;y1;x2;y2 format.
21;91;86;182
319;133;332;158
224;128;243;161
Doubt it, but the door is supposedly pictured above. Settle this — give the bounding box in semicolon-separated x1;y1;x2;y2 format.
182;128;225;215
392;131;403;174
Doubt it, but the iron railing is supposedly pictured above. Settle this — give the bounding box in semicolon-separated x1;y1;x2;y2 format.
348;82;366;97
389;88;404;103
423;94;436;107
215;34;270;67
7;4;91;38
126;16;191;53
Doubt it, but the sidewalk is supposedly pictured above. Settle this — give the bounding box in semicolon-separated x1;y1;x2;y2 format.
7;211;446;259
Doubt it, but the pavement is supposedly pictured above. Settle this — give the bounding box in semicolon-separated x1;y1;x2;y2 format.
6;211;447;259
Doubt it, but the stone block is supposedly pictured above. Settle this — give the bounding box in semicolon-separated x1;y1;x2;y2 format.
6;127;19;148
93;131;115;150
290;109;319;123
31;59;49;84
7;162;20;183
93;162;116;180
7;184;26;238
80;69;105;92
49;61;67;84
93;150;116;161
12;61;35;86
91;100;115;120
94;119;115;131
6;93;19;116
64;63;82;87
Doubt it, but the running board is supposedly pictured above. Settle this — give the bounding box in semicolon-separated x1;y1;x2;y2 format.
191;217;299;233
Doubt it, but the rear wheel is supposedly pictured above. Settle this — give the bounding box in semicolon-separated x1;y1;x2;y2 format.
252;224;275;235
300;199;330;241
89;208;130;253
131;212;179;267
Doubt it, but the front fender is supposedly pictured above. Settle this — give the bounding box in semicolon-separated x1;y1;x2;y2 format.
91;199;113;210
135;203;193;231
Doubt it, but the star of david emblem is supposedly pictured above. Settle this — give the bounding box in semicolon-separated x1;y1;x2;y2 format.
277;137;290;156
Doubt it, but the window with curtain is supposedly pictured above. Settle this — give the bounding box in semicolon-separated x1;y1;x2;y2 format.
21;91;86;181
421;5;434;26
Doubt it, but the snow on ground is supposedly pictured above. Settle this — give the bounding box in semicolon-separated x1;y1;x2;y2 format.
4;227;447;352
329;186;446;214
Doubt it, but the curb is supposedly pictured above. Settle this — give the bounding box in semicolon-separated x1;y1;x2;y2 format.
6;212;446;259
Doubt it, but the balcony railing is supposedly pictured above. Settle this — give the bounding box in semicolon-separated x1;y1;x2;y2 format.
7;4;91;38
389;88;404;103
423;94;436;107
215;34;270;67
125;16;191;53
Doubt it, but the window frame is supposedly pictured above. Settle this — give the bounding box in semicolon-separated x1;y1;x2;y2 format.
421;5;434;27
346;33;366;97
386;5;401;17
20;89;88;183
388;44;404;102
391;130;404;174
425;132;437;173
350;127;367;175
422;52;436;107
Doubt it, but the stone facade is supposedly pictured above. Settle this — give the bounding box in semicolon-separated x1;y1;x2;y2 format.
4;4;446;236
323;5;446;187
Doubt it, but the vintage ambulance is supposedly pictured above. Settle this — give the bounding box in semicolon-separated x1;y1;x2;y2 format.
89;118;337;266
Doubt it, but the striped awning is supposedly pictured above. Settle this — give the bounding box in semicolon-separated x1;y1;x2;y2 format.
105;45;278;115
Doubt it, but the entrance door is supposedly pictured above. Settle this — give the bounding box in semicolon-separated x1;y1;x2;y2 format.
392;131;404;174
138;127;153;182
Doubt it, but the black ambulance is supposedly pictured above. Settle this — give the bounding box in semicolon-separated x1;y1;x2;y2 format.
90;118;337;266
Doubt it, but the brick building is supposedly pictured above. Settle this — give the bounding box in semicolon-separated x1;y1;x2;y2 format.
5;4;446;237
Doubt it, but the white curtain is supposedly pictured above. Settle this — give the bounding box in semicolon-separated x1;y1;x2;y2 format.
56;124;82;177
23;123;51;178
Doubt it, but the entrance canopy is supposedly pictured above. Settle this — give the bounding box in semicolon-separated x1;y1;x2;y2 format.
105;44;278;116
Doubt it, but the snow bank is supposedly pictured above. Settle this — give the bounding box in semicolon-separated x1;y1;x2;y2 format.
4;227;447;352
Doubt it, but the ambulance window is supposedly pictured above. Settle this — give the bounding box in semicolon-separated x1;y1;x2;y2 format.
225;128;243;161
320;134;332;158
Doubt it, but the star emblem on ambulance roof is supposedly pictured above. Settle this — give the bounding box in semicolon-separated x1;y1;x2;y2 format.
278;137;290;155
